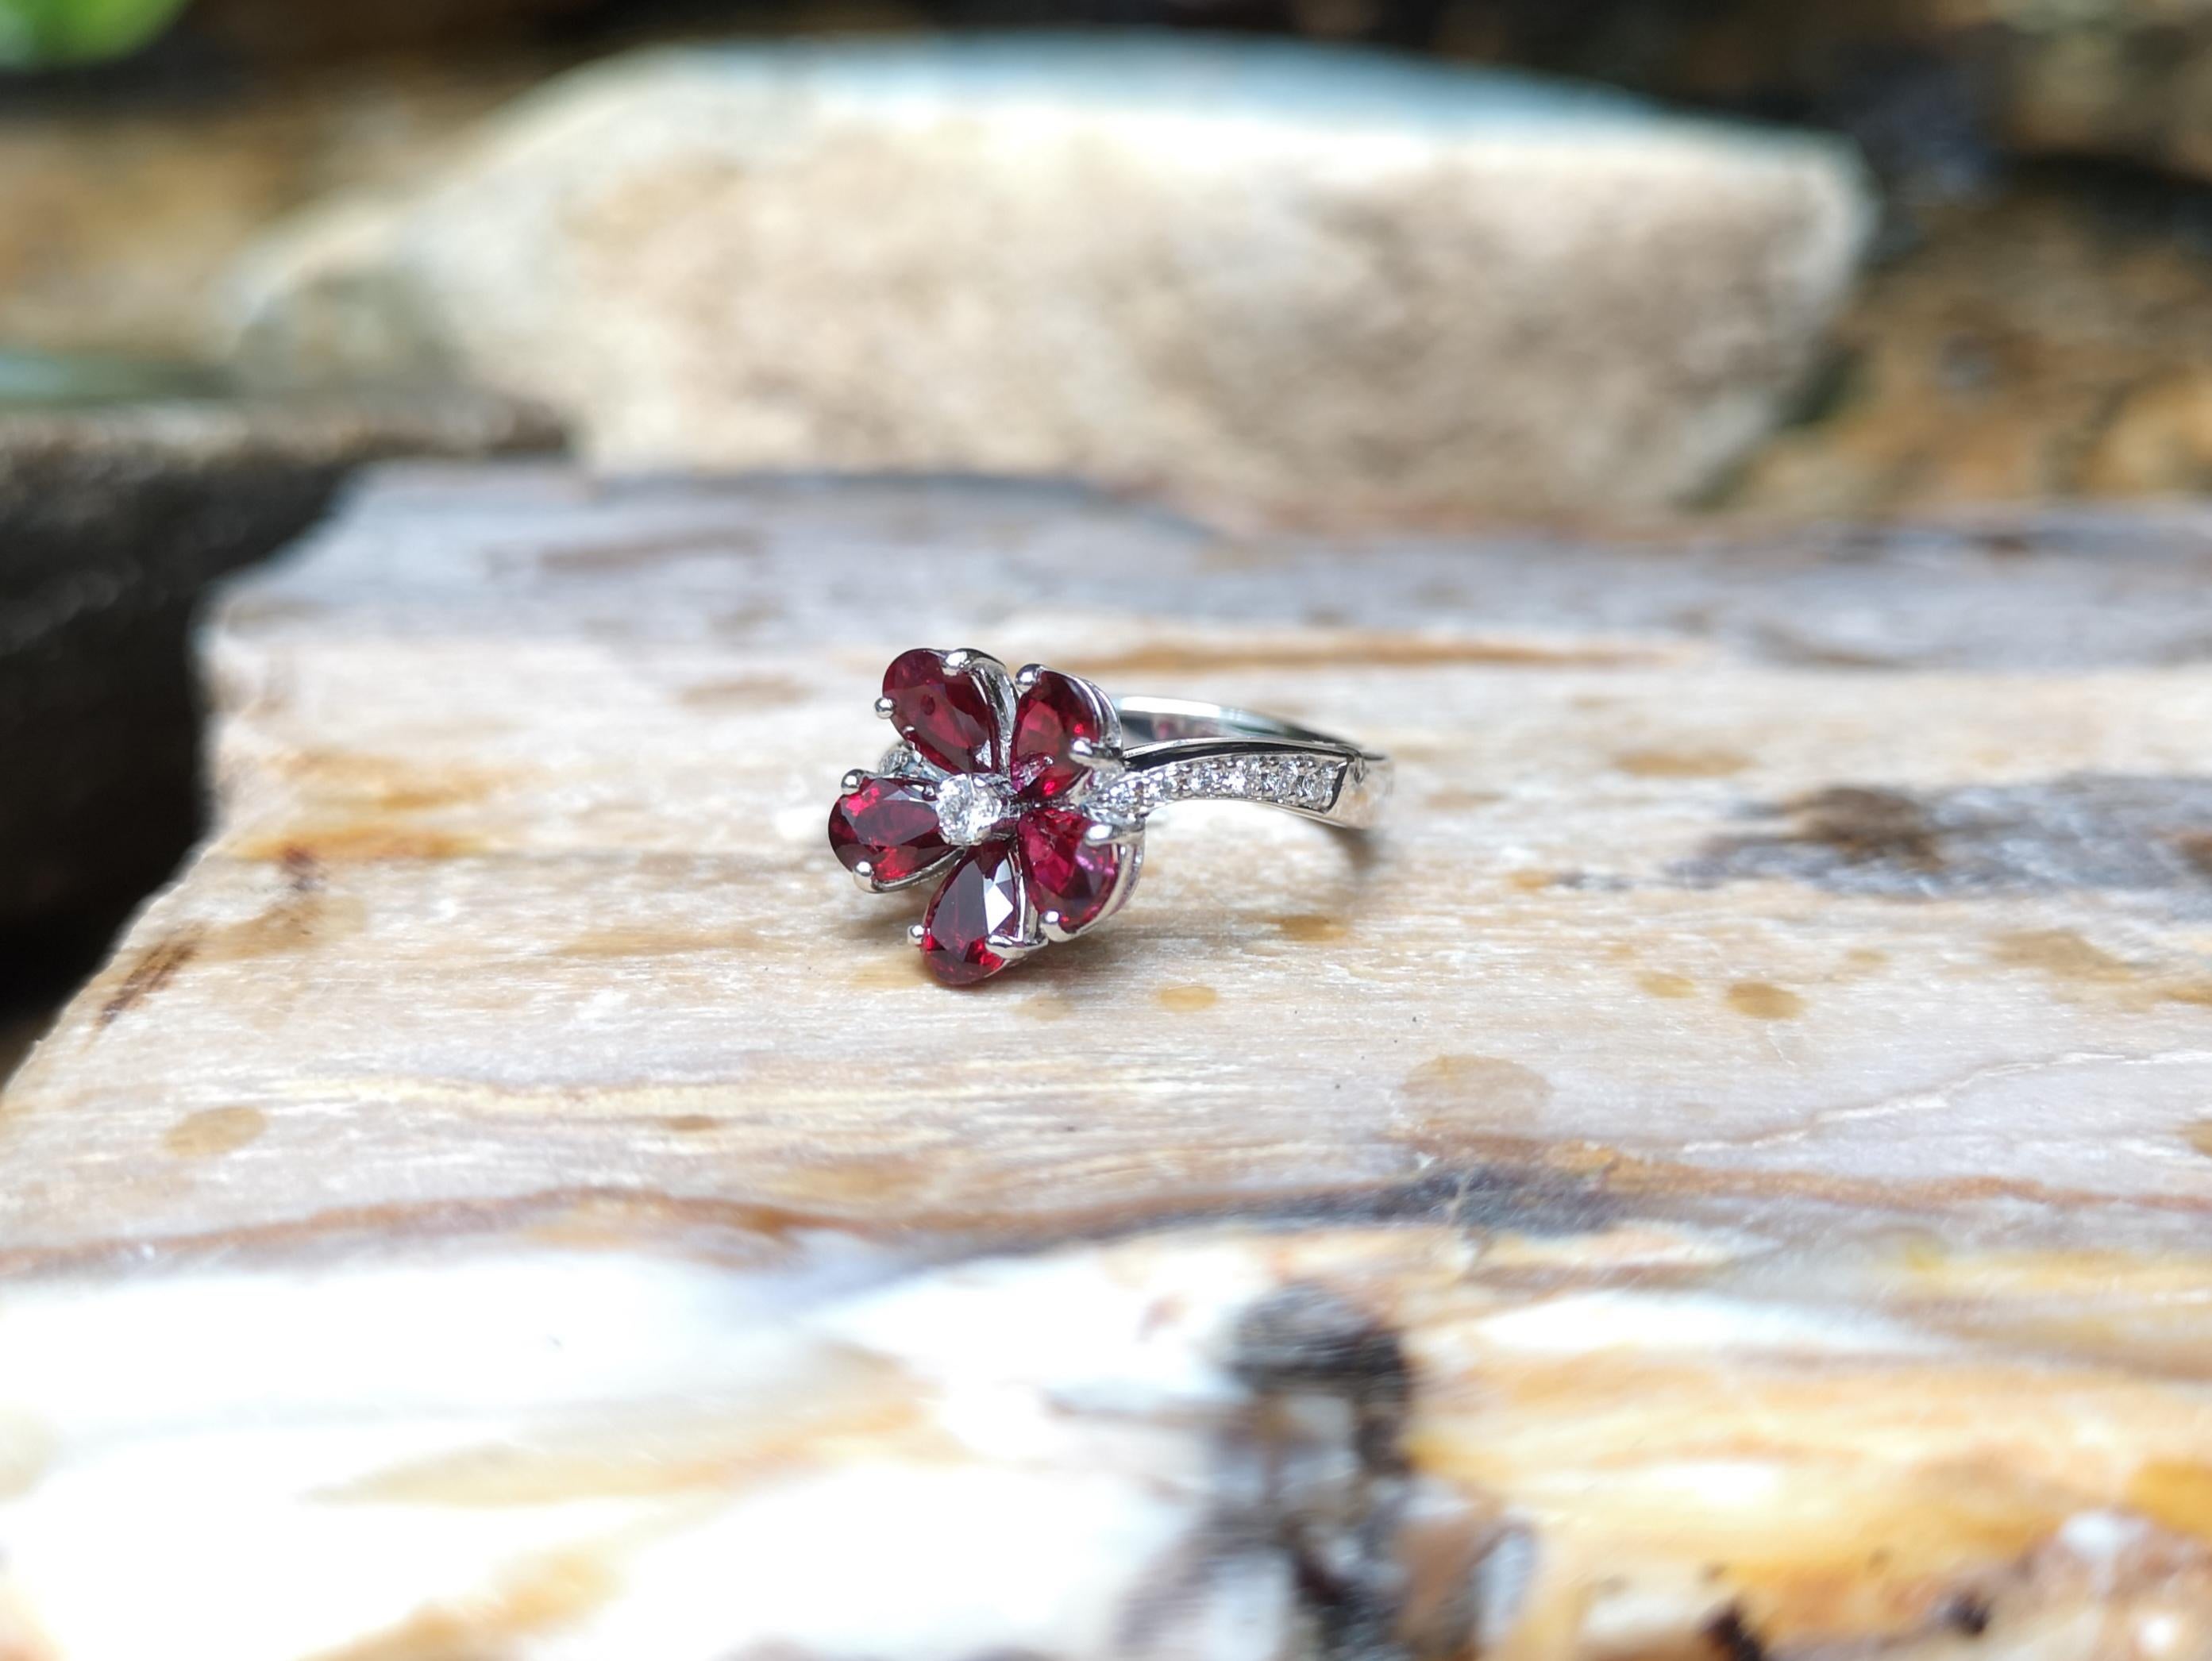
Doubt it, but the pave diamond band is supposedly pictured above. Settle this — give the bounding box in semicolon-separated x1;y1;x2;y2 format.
831;649;1391;985
1083;752;1345;819
1088;696;1390;829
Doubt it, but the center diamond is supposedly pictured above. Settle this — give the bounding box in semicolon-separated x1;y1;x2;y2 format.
933;773;1015;846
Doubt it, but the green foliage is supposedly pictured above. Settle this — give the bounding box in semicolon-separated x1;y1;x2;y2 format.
0;0;190;67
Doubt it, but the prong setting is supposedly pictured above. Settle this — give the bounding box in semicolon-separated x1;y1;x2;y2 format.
838;646;1386;984
855;857;954;896
865;857;954;895
1066;737;1124;779
845;649;1141;978
968;653;1020;774
1038;834;1142;944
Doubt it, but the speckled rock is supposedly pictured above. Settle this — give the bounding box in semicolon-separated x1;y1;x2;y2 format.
1435;0;2212;186
1727;185;2212;516
225;35;1874;519
9;472;2212;1654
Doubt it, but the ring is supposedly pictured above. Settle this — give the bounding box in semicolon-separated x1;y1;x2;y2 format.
828;648;1392;985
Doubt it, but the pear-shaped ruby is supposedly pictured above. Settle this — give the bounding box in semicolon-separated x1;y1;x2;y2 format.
919;838;1027;985
1012;669;1107;801
1018;807;1128;934
828;774;950;884
884;649;1001;775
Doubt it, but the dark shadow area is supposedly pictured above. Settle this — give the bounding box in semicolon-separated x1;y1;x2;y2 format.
0;372;565;1067
0;908;133;1088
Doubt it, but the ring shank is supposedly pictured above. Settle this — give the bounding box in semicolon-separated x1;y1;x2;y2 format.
1101;696;1392;830
1113;696;1355;750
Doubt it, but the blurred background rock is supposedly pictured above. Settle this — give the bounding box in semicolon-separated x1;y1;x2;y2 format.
218;39;1871;522
9;0;2212;514
10;0;2212;1073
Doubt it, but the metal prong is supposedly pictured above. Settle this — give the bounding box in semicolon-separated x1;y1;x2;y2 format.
1067;737;1123;777
841;768;869;793
941;649;974;672
873;696;896;719
1015;663;1043;691
1083;819;1142;846
907;923;927;946
851;863;880;893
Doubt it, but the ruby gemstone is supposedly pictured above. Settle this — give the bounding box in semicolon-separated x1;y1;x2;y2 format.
1012;669;1105;801
919;839;1027;986
827;774;949;884
1018;807;1127;934
884;649;1001;774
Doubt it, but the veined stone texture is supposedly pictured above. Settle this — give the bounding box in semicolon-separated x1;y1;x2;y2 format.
23;473;2212;1656
224;36;1874;518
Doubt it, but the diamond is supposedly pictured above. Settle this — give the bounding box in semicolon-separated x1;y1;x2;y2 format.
934;773;1015;846
876;740;937;780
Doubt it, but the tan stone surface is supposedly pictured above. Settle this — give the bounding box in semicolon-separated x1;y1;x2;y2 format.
225;37;1873;521
6;471;2212;1657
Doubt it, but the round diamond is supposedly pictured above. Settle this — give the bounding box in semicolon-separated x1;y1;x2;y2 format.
934;773;1015;846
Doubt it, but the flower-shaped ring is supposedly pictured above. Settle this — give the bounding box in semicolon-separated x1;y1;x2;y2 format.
829;648;1391;985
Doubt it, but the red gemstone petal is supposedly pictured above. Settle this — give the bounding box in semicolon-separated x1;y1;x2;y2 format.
828;774;950;884
1012;669;1107;801
1017;807;1128;935
919;839;1028;986
884;649;1003;775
